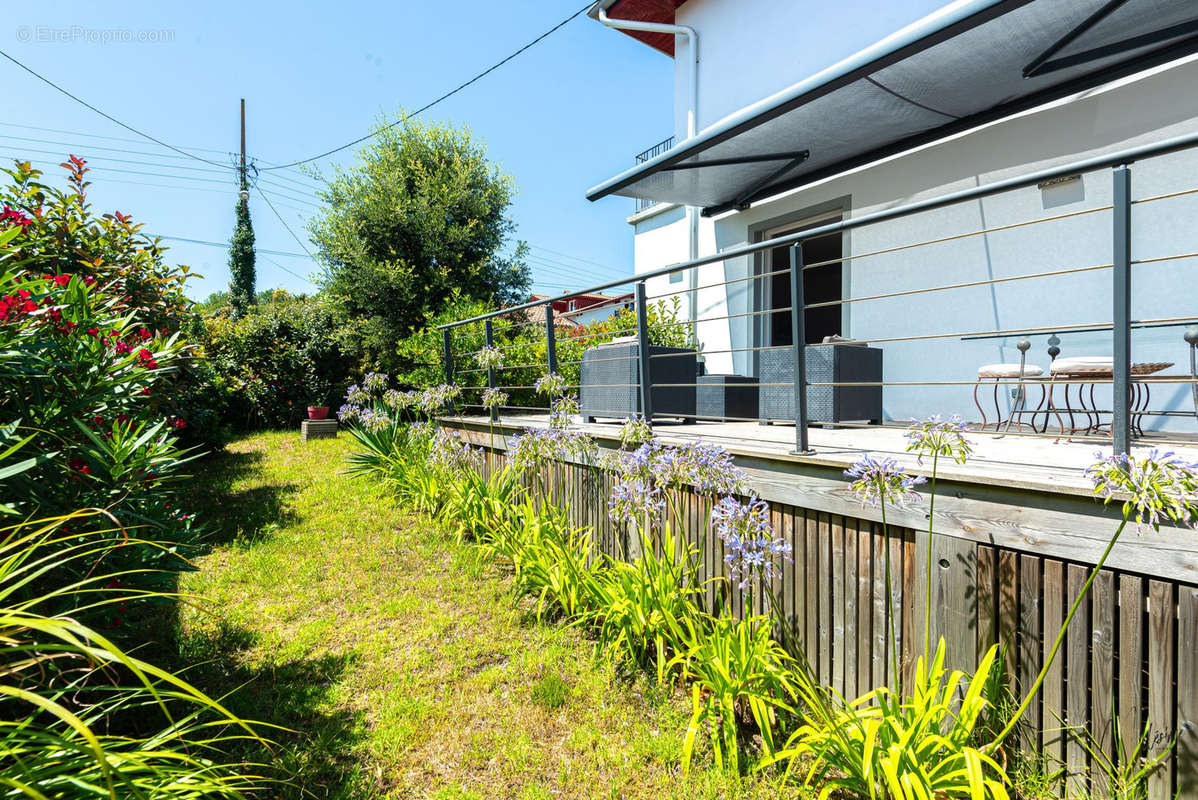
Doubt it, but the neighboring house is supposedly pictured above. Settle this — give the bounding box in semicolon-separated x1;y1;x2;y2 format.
585;0;1198;429
524;292;634;329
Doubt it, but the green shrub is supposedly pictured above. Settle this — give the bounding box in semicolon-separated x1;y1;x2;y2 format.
201;293;350;430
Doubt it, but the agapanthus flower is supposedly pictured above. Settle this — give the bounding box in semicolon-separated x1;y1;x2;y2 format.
609;478;665;525
361;409;393;433
509;425;595;472
711;495;792;589
619;414;653;449
475;345;504;371
382;389;409;411
409;420;435;440
905;414;972;465
613;439;745;496
482;387;509;410
534;372;568;397
548;394;579;428
428;428;483;472
418;384;461;414
844;454;926;508
345;384;370;406
363;371;389;393
1086;449;1198;531
337;403;361;423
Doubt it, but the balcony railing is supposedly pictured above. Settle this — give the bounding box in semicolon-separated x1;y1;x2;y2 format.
633;136;674;212
439;128;1198;458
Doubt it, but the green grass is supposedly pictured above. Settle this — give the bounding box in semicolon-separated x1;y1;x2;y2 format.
179;432;804;799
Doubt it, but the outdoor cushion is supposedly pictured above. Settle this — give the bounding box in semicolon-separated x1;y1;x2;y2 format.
1050;356;1113;374
977;363;1043;378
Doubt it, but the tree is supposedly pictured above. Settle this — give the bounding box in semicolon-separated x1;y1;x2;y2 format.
308;113;530;373
227;199;256;318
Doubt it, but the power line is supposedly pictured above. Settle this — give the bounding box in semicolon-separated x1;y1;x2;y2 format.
261;2;591;171
0;47;235;171
0;120;238;157
155;234;313;260
250;178;314;258
527;243;631;275
257;253;318;286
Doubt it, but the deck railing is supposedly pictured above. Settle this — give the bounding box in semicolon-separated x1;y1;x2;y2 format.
439;129;1198;457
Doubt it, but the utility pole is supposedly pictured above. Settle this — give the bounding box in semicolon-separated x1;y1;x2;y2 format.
239;98;248;207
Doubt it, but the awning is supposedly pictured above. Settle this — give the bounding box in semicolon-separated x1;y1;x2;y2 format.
586;0;1198;216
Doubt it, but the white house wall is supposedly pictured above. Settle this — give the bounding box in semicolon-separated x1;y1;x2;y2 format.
631;57;1198;429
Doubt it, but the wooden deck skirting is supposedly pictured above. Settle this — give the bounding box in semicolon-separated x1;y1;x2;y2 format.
439;416;1198;799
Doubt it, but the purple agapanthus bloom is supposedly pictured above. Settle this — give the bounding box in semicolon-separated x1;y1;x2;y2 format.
481;387;509;410
548;394;579;429
609;478;666;525
363;371;389;393
337;403;361;423
844;454;926;508
1086;448;1198;531
905;414;973;465
534;372;567;397
475;345;504;370
613;439;746;497
345;384;370;406
428;428;483;472
711;495;792;589
509;425;595;472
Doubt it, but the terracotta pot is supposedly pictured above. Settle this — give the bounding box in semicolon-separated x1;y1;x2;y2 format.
307;406;329;420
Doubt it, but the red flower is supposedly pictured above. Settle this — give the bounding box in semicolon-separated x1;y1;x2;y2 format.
113;341;132;355
86;327;99;337
173;417;187;429
141;386;151;396
69;457;91;475
137;328;151;341
17;289;30;300
53;274;71;287
21;300;36;313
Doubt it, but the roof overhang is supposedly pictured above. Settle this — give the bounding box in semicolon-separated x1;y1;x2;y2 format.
587;0;689;56
586;0;1198;216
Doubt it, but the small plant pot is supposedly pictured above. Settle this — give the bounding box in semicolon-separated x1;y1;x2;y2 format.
307;406;329;420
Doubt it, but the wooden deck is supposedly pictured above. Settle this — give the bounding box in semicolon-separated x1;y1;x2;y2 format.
459;413;1198;497
440;413;1198;797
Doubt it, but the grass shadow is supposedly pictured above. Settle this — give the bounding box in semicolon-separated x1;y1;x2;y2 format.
191;448;301;547
169;619;368;800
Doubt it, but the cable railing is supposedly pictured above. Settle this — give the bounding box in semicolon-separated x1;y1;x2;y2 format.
438;129;1198;459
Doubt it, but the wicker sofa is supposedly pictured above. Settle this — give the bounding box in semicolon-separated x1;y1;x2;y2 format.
580;341;697;423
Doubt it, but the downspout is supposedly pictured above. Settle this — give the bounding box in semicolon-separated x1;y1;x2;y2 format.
593;3;701;339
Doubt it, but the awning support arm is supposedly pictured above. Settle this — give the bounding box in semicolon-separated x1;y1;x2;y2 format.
1022;0;1130;77
729;150;810;211
1028;18;1198;78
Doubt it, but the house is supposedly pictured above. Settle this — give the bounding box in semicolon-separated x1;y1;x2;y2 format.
524;291;635;328
585;0;1198;430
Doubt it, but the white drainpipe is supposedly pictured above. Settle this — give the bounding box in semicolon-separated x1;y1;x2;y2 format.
594;4;701;332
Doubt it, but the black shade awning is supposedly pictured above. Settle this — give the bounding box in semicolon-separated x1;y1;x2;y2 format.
586;0;1198;216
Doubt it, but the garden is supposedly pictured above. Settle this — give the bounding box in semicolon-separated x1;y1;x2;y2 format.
3;132;1196;798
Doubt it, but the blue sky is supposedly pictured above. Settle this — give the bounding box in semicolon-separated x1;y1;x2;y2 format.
5;1;947;300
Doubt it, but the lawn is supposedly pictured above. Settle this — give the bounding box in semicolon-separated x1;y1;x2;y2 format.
179;432;803;799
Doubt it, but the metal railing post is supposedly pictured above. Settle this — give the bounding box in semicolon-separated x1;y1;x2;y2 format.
441;328;455;414
635;280;654;422
484;319;499;423
789;243;813;454
1112;166;1132;456
544;303;559;375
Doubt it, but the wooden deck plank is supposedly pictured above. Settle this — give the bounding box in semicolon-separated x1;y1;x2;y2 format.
857;522;873;698
1177;586;1198;800
844;521;858;699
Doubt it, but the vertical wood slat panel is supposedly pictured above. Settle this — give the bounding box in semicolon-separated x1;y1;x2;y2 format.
890;530;905;691
871;524;889;690
1067;564;1092;798
806;510;820;674
999;551;1019;696
842;518;857;698
1147;580;1176;800
1177;586;1198;800
783;506;800;654
1042;560;1066;793
819;513;833;686
833;519;852;699
1091;571;1116;800
941;536;977;673
857;522;872;700
1019;554;1043;754
901;532;917;690
1118;575;1145;777
976;546;997;666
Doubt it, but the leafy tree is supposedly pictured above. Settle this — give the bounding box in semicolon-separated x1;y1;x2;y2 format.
227;199;256;317
308;113;530;373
